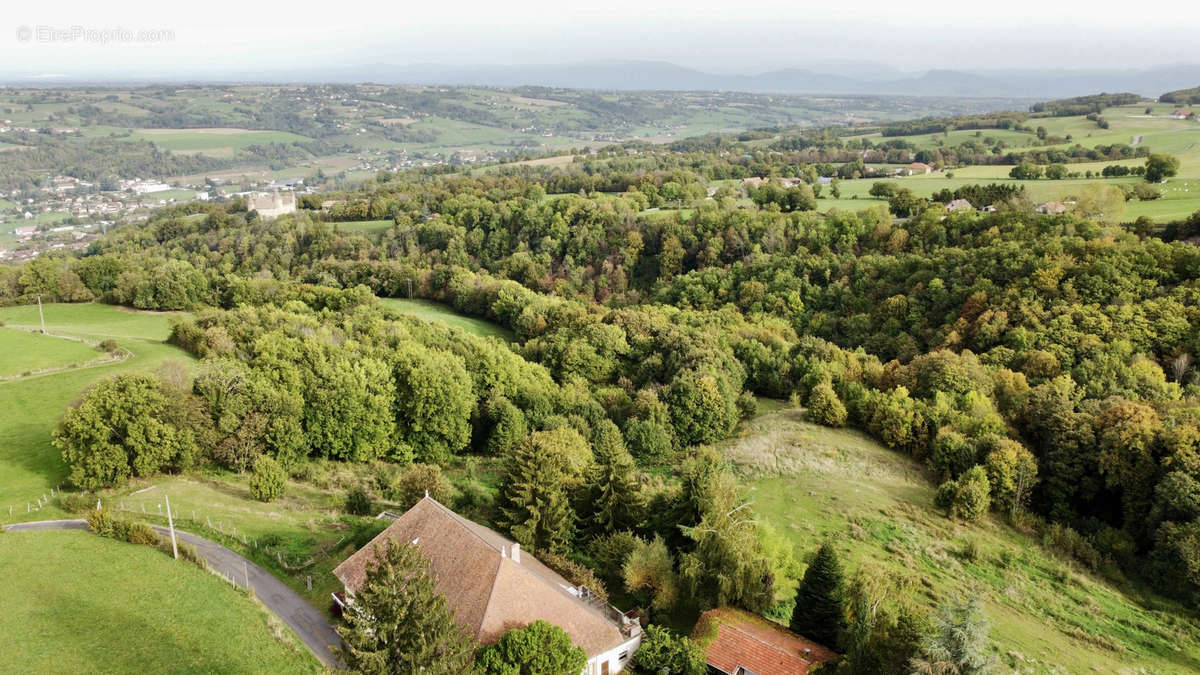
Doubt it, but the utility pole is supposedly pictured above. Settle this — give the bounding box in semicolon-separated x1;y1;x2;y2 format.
36;294;46;334
165;494;179;560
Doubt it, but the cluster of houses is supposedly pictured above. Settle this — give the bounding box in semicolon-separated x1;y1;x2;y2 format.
332;497;837;675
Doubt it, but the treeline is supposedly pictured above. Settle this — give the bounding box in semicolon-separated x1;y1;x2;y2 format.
880;112;1030;136
1159;87;1200;105
0;133;229;191
1030;93;1142;116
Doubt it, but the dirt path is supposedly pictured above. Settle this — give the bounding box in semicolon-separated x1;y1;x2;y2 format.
6;519;344;669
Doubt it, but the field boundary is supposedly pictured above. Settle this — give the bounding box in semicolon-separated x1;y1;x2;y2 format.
0;326;131;383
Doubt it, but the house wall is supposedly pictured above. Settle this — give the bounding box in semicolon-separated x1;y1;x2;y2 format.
584;633;642;675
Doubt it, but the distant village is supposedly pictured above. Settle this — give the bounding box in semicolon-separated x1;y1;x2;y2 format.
0;173;317;263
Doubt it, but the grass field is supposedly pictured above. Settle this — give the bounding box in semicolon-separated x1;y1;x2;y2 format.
379;297;514;342
0;530;318;673
333;219;393;239
130;128;313;155
721;402;1200;673
0;303;190;519
0;328;103;376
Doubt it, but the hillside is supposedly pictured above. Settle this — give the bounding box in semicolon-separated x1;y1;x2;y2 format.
722;402;1200;673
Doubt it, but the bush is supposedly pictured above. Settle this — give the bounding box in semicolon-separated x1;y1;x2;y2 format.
633;624;707;675
539;551;608;603
345;485;373;515
936;467;991;522
59;491;96;514
385;462;452;509
452;479;495;523
249;455;287;503
806;381;848;427
98;339;120;353
476;620;587;675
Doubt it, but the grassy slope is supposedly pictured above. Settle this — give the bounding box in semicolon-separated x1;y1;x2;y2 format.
0;328;102;376
379;297;515;342
720;402;1200;673
0;530;318;674
0;303;191;519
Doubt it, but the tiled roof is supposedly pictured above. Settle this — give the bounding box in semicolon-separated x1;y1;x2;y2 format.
694;607;837;675
332;497;627;657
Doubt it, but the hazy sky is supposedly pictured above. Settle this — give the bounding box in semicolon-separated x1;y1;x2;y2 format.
3;0;1197;76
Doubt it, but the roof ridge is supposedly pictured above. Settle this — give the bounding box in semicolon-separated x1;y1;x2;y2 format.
420;496;510;554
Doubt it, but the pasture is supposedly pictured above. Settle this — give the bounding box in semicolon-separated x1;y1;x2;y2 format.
0;328;104;376
720;403;1200;673
0;303;190;519
380;297;515;342
0;530;318;674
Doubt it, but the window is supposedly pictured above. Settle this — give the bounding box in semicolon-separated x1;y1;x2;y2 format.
619;651;628;661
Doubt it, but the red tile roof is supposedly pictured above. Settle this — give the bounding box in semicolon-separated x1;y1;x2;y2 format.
694;607;837;675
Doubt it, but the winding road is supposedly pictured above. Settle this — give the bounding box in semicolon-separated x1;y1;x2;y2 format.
6;519;344;670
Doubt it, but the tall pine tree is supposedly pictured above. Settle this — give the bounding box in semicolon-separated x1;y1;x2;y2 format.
337;540;475;674
790;541;846;650
588;420;645;535
499;433;575;555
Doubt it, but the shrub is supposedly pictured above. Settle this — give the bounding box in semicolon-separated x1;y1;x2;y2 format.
59;491;96;514
452;479;495;523
344;485;373;515
126;522;160;546
98;339;120;353
539;551;608;603
386;462;452;509
476;620;587;675
249;455;287;502
634;624;707;675
936;467;991;522
807;381;848;427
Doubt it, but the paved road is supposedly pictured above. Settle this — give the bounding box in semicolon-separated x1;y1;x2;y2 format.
7;519;344;669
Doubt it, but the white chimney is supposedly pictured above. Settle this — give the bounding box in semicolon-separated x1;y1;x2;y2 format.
501;545;507;558
511;543;520;563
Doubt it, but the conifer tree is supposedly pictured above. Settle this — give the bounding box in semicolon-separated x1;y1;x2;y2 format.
499;434;575;554
589;420;645;535
337;540;475;674
910;596;994;675
790;542;847;649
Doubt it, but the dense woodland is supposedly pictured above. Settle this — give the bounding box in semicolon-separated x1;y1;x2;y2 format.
5;136;1200;672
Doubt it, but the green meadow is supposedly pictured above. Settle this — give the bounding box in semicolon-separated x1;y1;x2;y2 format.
0;530;319;674
129;128;313;155
0;328;105;376
0;303;190;518
721;403;1200;673
379;297;515;342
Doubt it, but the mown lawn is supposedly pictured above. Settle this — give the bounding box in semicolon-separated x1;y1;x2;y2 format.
0;530;319;674
0;303;192;519
0;328;102;376
379;297;514;342
721;404;1200;673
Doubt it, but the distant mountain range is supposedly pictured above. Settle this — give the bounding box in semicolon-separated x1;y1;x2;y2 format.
6;60;1200;99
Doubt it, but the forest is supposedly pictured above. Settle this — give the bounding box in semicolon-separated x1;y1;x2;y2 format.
4;132;1200;672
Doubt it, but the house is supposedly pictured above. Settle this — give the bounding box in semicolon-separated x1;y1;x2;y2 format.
332;497;642;675
945;198;974;212
14;225;37;238
906;162;932;175
740;177;767;192
1171;109;1192;120
1035;201;1068;215
694;607;837;675
246;191;297;219
694;607;836;675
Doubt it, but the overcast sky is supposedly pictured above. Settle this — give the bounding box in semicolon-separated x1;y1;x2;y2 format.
3;0;1197;76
